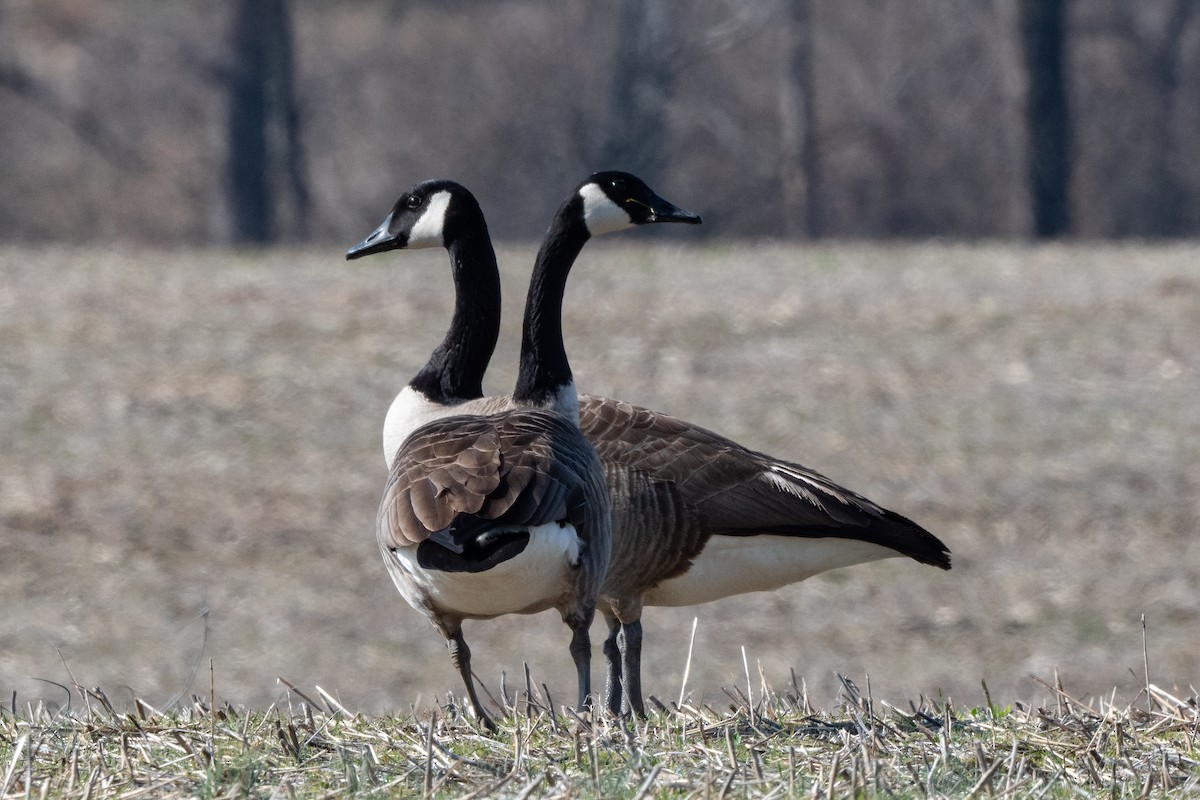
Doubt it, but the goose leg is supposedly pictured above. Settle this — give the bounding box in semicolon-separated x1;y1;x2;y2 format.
568;623;593;714
618;620;645;717
446;630;496;732
602;615;624;716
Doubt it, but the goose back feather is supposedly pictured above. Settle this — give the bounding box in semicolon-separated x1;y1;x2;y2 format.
381;408;609;620
580;395;949;614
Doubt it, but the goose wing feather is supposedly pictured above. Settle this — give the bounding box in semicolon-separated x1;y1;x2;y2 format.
579;395;950;569
381;409;604;551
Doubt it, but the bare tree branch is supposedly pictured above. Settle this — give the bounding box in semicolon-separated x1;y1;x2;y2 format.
0;60;145;170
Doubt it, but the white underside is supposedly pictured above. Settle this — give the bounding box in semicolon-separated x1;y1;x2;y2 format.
643;534;897;607
386;522;582;619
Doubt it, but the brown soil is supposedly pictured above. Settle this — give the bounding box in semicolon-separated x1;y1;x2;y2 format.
2;242;1197;714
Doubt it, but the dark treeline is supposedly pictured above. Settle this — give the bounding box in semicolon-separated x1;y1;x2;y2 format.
1;0;1198;244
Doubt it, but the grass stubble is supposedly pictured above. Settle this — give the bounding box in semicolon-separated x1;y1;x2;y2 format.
1;652;1197;798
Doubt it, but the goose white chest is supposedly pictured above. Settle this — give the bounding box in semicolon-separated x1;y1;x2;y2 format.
383;386;450;469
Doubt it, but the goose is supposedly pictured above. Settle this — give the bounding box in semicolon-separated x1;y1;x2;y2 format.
375;406;609;732
350;172;950;720
347;180;624;731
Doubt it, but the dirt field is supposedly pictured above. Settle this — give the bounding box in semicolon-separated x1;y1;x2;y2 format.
1;241;1197;716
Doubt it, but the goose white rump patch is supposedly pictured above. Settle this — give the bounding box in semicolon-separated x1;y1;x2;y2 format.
385;522;582;618
643;534;897;607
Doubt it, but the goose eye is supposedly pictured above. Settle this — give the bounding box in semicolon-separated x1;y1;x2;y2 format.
609;178;625;192
405;195;422;210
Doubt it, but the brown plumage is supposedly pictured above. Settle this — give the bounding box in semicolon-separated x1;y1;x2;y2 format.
381;410;607;569
582;396;949;581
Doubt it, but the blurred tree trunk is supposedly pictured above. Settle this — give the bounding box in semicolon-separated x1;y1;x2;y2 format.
226;0;308;245
602;0;674;182
1139;0;1195;238
779;0;821;238
0;8;142;170
272;0;310;240
227;0;271;244
1018;0;1072;238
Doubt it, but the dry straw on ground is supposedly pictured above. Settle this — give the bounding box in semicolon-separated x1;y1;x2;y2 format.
2;669;1197;798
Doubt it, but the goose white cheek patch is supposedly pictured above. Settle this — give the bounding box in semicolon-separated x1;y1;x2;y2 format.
406;190;452;249
579;183;634;236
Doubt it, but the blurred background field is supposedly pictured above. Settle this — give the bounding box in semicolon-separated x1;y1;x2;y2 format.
2;0;1200;720
2;241;1196;714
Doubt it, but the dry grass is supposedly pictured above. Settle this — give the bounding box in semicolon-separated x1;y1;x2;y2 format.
2;671;1197;798
1;241;1198;725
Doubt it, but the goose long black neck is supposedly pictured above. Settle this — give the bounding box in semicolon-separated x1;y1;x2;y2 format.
513;198;589;408
409;225;500;404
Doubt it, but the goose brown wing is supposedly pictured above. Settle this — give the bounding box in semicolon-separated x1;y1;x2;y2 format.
380;409;600;550
579;395;950;569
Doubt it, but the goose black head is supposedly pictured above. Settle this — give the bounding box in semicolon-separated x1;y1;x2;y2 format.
346;179;484;260
576;171;702;237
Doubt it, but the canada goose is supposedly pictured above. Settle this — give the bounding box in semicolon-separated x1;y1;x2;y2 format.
351;172;950;720
375;406;609;732
347;180;622;731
